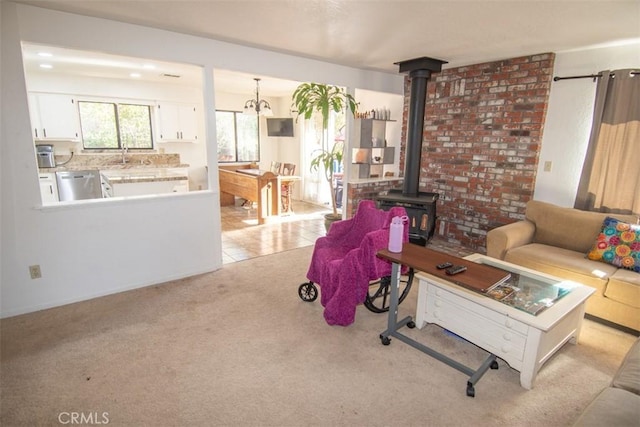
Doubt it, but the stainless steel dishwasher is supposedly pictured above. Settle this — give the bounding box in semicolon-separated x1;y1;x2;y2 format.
55;170;103;201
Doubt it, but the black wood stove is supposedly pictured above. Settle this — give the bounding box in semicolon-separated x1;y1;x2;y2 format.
377;57;447;246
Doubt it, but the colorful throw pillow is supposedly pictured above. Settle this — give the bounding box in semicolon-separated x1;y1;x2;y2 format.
587;217;640;272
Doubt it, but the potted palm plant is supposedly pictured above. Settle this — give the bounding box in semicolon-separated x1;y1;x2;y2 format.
292;82;357;228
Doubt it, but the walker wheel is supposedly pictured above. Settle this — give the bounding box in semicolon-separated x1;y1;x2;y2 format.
466;382;475;398
380;336;391;346
407;321;416;329
298;282;318;302
490;360;499;370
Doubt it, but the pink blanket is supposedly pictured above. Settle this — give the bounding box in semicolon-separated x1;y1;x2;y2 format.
306;200;408;326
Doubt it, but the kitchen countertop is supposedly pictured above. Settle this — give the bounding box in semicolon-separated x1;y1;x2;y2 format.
39;163;190;173
100;168;189;184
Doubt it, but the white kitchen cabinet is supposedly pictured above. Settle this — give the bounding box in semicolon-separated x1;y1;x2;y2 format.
156;102;198;142
111;180;189;197
100;175;113;198
100;168;189;197
29;93;81;141
171;181;190;193
39;173;59;204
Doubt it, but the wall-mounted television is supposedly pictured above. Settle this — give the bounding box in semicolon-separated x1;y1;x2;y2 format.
266;118;294;137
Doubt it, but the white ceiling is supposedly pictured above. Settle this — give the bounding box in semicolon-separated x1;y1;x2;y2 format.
15;0;640;96
22;42;304;96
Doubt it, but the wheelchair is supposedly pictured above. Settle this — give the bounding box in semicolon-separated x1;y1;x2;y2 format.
298;268;414;313
297;200;413;325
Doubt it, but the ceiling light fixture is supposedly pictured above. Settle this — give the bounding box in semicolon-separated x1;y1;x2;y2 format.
130;72;141;78
39;64;53;69
243;78;273;116
38;52;53;57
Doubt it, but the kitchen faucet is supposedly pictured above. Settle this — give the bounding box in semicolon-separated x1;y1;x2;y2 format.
121;143;128;164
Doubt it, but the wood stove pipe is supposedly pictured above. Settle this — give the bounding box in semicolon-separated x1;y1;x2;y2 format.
395;57;448;197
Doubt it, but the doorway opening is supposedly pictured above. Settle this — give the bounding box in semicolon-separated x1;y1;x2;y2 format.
220;200;330;264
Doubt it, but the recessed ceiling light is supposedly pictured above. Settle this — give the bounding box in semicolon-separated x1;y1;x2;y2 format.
39;64;53;69
37;52;53;57
130;72;141;78
142;64;156;70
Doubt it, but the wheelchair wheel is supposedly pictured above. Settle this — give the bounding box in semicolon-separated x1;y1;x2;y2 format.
298;282;318;302
364;268;414;313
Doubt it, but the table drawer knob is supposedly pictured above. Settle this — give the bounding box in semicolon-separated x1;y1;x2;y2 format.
435;288;442;296
505;319;513;328
503;333;512;341
435;300;442;307
502;345;510;353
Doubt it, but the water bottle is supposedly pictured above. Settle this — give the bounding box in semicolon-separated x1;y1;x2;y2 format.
388;215;407;253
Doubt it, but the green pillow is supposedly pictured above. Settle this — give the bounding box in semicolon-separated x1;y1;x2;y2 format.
587;216;640;272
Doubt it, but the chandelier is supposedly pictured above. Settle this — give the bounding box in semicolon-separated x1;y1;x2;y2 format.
243;78;273;116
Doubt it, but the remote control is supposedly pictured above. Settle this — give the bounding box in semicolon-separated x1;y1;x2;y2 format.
445;265;467;275
436;262;453;269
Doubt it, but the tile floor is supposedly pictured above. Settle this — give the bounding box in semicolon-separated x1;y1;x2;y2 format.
221;200;331;264
221;199;473;264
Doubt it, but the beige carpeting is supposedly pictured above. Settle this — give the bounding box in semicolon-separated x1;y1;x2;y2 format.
1;246;637;426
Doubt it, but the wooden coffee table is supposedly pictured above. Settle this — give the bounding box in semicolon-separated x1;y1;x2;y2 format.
377;244;595;396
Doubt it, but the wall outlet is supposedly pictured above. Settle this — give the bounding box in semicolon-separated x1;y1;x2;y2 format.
29;265;42;279
543;161;552;172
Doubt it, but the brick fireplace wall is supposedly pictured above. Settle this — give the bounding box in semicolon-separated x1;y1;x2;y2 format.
400;53;555;252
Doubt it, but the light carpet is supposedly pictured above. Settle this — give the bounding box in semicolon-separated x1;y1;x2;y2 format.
1;246;637;426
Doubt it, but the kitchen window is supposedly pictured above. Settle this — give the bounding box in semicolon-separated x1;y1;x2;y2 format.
216;110;259;162
79;101;153;149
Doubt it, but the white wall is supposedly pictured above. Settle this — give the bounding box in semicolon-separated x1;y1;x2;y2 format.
269;97;302;169
213;92;303;199
268;97;303;200
1;3;403;317
533;41;640;206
